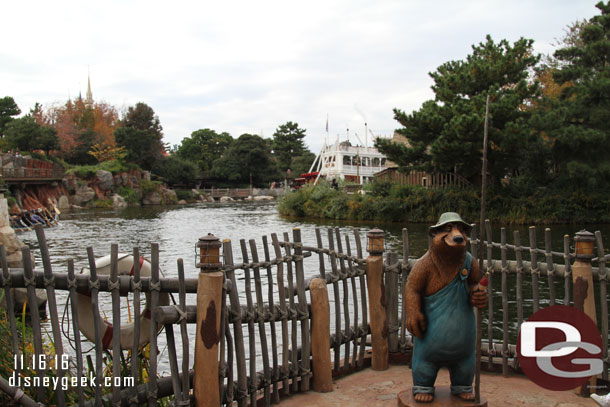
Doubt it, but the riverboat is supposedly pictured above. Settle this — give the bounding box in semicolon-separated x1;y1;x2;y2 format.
308;125;388;184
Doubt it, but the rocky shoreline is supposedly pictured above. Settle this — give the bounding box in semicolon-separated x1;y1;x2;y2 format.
12;168;278;213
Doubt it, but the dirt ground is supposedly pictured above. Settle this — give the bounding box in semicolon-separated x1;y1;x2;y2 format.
278;365;598;407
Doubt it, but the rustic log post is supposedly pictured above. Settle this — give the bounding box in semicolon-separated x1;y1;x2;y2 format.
310;278;333;392
194;234;224;407
572;230;597;396
366;229;388;371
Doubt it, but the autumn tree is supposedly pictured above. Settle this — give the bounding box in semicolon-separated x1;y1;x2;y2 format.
376;35;540;184
44;98;119;163
114;102;165;170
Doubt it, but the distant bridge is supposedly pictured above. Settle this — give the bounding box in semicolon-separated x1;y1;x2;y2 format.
201;188;253;199
201;188;284;199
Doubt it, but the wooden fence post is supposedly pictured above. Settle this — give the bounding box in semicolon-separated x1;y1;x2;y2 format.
572;230;597;396
194;234;224;407
366;229;388;371
310;278;333;392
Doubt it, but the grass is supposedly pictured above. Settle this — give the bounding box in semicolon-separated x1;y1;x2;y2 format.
0;294;174;405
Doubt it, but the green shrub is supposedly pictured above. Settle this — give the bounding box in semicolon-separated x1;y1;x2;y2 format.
140;179;162;194
278;182;610;224
66;160;139;179
118;187;140;204
175;190;195;201
91;199;113;208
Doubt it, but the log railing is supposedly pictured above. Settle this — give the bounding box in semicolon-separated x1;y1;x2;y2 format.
0;167;65;180
0;222;608;406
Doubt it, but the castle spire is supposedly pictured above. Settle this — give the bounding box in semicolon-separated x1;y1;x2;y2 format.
85;72;93;106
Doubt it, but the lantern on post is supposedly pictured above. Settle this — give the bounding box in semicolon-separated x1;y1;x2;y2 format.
196;233;222;272
367;228;385;255
574;230;595;261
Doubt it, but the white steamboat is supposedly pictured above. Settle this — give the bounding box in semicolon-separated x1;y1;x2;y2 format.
308;124;388;185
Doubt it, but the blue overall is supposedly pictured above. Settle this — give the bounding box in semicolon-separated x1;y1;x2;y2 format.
412;252;475;396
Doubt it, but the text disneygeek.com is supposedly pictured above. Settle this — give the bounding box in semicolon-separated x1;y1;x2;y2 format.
10;354;135;390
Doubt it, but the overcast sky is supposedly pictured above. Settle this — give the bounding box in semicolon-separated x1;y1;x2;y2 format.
1;0;598;154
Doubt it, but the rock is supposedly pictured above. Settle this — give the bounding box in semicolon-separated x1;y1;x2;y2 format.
112;194;127;209
253;195;274;201
10;287;47;316
0;199;29;267
143;192;162;205
119;172;127;186
142;171;151;181
62;174;77;193
72;185;96;206
177;200;187;205
191;189;201;196
219;196;233;202
164;189;177;204
96;170;114;191
9;203;21;215
92;184;105;199
58;195;70;210
130;176;139;188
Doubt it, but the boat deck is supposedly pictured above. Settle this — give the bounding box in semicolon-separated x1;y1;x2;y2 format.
278;365;597;407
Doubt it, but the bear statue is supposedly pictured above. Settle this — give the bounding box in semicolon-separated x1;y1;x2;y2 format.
405;212;488;403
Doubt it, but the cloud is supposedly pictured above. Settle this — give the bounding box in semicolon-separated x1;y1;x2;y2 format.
0;0;598;154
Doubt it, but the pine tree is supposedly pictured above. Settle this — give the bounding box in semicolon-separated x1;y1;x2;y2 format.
271;121;308;172
375;35;540;184
544;1;610;188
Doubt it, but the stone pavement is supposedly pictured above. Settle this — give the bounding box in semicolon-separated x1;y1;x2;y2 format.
278;365;598;407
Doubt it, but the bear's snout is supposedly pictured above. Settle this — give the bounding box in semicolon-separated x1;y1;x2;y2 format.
441;224;467;247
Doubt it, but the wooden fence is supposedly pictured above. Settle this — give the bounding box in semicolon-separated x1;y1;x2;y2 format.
374;168;472;189
0;167;65;181
0;223;608;406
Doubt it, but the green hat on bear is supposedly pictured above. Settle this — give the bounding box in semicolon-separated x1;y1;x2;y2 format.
429;212;472;234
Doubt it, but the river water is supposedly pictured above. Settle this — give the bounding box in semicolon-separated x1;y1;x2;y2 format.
16;201;610;375
19;201;610;276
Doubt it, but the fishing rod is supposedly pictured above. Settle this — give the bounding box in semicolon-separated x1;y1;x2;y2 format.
475;94;490;404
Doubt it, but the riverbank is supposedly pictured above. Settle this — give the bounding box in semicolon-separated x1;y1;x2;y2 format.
6;168;279;215
278;181;610;225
